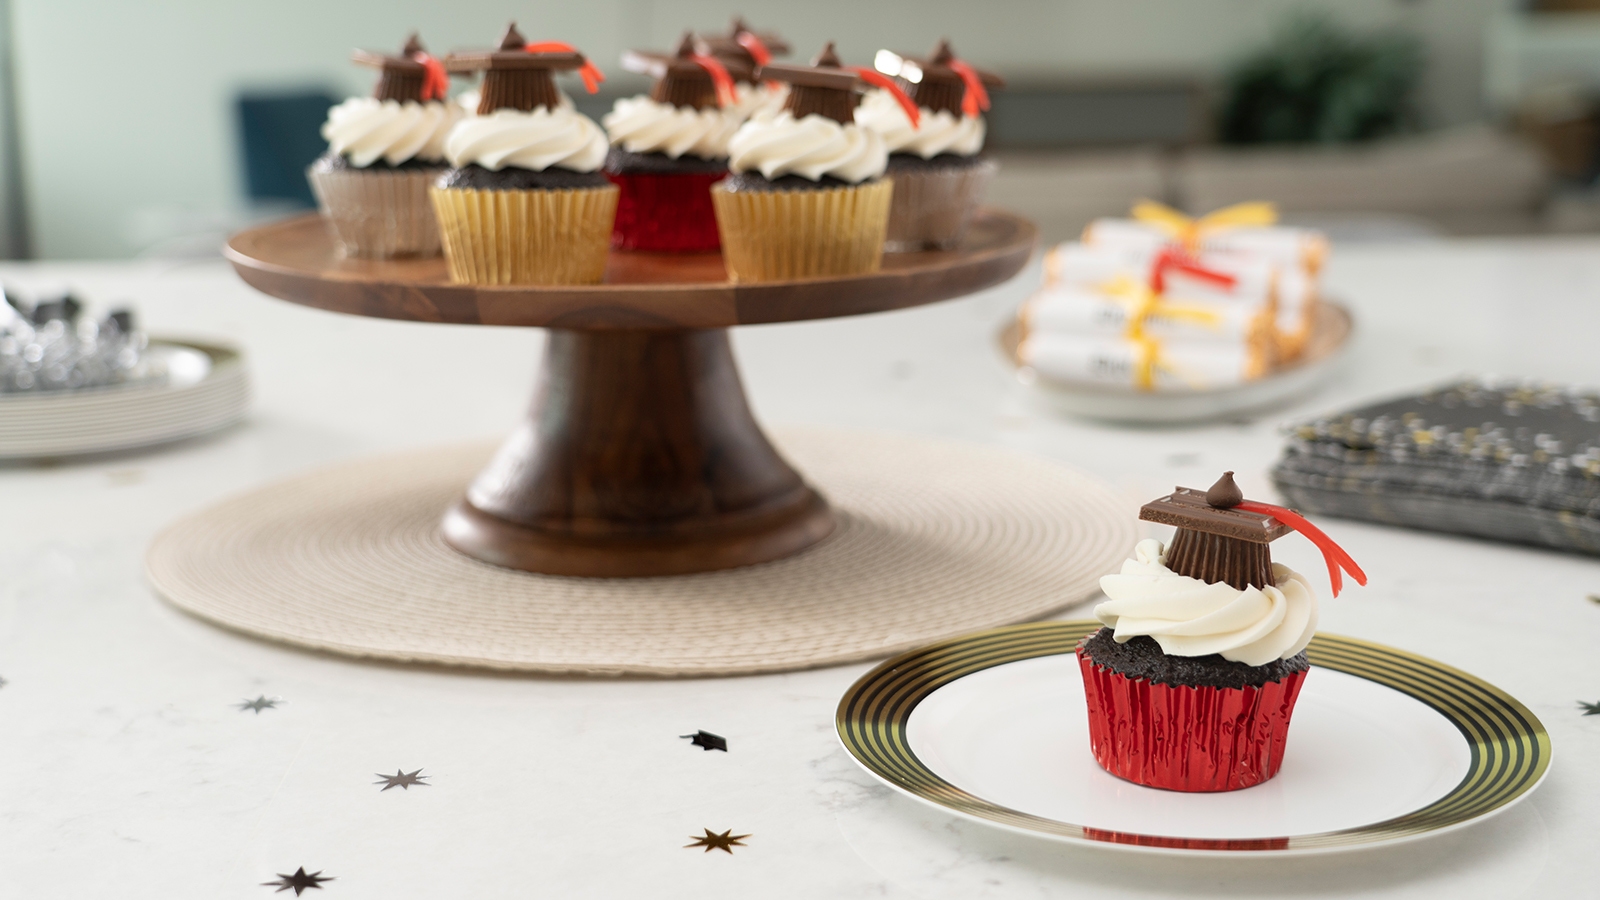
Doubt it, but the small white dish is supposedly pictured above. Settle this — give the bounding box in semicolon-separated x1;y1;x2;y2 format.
838;621;1549;856
998;302;1354;424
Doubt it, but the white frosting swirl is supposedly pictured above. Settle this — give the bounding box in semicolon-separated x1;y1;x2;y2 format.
727;112;887;183
321;98;462;167
443;106;608;173
731;81;789;122
1095;539;1317;667
602;96;740;160
853;88;986;158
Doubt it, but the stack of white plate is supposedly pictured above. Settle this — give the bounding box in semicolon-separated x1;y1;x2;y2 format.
0;339;249;459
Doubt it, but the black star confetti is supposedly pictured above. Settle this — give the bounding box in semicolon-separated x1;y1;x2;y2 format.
261;867;333;895
237;695;281;714
685;828;750;854
374;768;429;791
1580;701;1600;716
680;730;727;752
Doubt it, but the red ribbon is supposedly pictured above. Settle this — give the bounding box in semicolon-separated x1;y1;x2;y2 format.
523;41;606;94
735;31;772;67
1236;500;1368;597
411;52;450;102
690;54;738;108
1150;246;1237;294
848;67;920;127
946;58;990;117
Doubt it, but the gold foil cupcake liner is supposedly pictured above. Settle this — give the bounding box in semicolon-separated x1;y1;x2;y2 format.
883;159;997;252
308;166;446;259
430;184;619;285
711;179;893;282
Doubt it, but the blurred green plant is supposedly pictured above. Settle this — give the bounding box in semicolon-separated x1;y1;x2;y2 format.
1217;13;1424;145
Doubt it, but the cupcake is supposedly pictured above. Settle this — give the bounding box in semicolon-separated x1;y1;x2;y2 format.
695;17;792;122
858;40;1003;251
307;34;461;258
431;24;617;285
1078;472;1365;792
712;43;894;282
601;35;742;253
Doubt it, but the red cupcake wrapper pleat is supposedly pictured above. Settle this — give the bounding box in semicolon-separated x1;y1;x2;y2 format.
606;170;725;252
1077;644;1307;792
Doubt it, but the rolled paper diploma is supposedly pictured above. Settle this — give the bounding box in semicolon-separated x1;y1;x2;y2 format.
1025;285;1265;345
1162;251;1276;305
1203;226;1329;276
1043;241;1151;288
1081;218;1169;256
1019;332;1264;390
1273;265;1319;360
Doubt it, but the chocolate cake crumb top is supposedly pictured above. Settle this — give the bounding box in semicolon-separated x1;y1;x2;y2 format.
1078;627;1309;689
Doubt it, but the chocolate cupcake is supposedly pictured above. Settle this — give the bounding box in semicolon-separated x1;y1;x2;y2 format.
696;17;792;122
601;34;741;252
431;24;617;285
1078;472;1364;792
308;34;461;258
857;40;1003;251
712;43;893;282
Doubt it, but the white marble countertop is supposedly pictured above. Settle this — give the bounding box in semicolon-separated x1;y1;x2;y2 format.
3;237;1598;898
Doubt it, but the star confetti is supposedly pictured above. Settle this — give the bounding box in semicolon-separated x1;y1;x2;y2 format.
680;730;727;752
237;695;281;714
0;675;7;688
1580;701;1600;716
685;828;750;854
261;867;333;895
374;768;429;791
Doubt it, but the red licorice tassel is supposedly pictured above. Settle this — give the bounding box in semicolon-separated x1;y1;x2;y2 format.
849;67;920;127
1149;246;1237;294
411;52;450;102
735;31;772;67
690;54;738;108
1236;500;1367;597
947;58;990;117
523;41;606;93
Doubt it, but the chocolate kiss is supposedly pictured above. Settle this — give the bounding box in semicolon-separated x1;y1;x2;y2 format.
498;21;527;50
1206;471;1244;508
929;38;954;65
812;41;841;68
402;32;424;57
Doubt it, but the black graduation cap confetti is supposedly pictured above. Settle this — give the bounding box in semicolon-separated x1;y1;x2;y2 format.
680;730;727;752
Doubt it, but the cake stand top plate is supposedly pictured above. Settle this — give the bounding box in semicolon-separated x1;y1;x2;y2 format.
224;210;1037;331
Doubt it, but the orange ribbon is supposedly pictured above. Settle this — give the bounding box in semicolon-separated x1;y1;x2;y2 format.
849;67;919;127
690;54;738;108
946;59;990;117
411;52;450;102
735;31;772;67
522;41;606;94
1236;500;1368;597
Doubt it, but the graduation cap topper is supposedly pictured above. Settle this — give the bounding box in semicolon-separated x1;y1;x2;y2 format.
873;39;1004;117
1142;472;1367;595
351;33;450;103
621;33;737;110
445;22;605;115
695;16;790;83
758;42;920;126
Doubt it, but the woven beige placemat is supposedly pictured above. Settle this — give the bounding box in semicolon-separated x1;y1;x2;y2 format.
147;427;1135;676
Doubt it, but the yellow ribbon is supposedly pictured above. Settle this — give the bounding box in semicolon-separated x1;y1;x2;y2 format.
1131;200;1278;254
1096;276;1225;338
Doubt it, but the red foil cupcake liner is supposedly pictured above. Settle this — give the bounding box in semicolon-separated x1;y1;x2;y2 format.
1077;642;1308;792
606;171;725;253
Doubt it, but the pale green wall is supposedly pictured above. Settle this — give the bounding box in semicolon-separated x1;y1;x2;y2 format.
8;0;1511;258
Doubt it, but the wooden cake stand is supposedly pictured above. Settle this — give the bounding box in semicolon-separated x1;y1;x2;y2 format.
225;211;1036;577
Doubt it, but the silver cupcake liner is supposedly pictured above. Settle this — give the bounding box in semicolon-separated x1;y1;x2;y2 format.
307;165;445;259
883;158;998;252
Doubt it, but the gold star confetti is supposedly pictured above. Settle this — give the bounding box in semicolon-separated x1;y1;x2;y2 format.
261;867;333;894
374;768;429;791
237;695;281;714
685;828;750;854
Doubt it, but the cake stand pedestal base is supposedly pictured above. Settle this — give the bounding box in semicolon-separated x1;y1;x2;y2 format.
441;328;833;576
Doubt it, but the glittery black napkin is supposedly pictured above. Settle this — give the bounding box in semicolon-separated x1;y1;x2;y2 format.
1272;379;1600;555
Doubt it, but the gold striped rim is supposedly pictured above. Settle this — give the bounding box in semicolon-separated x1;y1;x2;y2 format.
836;620;1550;853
